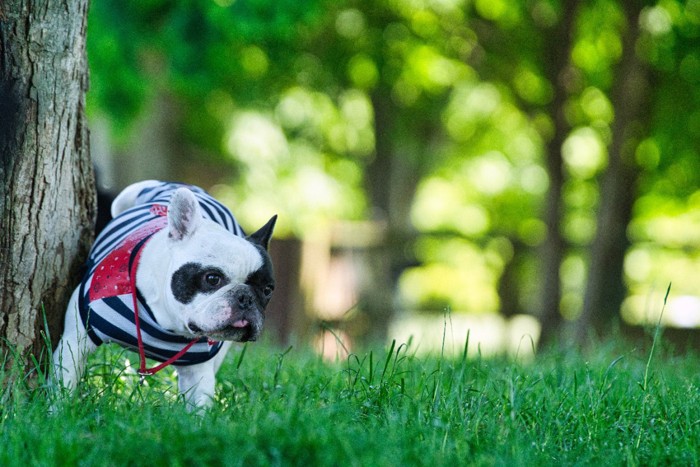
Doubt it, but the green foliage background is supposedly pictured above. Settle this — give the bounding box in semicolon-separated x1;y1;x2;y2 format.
86;0;700;330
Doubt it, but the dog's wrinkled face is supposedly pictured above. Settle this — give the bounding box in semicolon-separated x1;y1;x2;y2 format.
152;188;276;342
169;238;274;342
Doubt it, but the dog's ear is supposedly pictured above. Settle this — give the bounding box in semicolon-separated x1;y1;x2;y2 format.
168;188;202;241
247;215;277;250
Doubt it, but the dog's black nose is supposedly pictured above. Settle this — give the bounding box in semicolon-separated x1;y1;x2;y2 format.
233;289;254;309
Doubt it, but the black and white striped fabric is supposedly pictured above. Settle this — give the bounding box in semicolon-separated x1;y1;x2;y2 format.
78;182;244;366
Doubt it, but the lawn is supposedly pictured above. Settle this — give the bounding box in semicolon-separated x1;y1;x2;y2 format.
1;330;699;466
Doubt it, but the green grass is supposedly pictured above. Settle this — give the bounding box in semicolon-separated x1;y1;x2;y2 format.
1;333;700;466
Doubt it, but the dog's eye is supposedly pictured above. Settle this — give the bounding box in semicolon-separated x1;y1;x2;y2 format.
204;273;222;288
263;285;274;297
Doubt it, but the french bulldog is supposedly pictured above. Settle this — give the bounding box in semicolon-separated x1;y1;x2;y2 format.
52;180;276;408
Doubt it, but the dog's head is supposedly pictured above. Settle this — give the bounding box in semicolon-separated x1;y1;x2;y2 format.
142;187;276;342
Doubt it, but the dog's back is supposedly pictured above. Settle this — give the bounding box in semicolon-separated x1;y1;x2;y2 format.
110;180;161;218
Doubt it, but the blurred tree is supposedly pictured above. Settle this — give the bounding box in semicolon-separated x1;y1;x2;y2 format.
577;0;700;336
468;0;671;345
536;0;579;345
0;0;94;368
340;2;467;342
467;0;579;344
577;0;651;341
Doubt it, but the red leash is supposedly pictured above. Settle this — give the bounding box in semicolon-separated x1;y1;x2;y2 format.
129;234;199;377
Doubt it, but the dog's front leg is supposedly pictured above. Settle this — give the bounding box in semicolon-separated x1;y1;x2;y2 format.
175;342;232;410
176;361;217;410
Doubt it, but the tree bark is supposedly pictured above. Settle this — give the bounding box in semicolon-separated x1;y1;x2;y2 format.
0;0;94;370
577;0;650;341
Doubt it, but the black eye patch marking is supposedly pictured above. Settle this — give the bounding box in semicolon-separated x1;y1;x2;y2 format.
245;251;275;306
171;262;230;304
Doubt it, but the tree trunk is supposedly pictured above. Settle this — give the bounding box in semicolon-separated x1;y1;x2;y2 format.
359;90;398;345
537;0;579;347
359;90;426;345
577;0;650;341
0;0;94;371
498;238;525;318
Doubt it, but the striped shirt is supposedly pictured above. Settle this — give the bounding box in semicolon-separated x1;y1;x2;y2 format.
78;182;244;366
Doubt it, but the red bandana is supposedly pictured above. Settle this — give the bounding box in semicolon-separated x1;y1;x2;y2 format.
89;205;168;301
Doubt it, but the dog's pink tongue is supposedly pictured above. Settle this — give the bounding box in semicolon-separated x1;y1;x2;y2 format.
233;319;249;328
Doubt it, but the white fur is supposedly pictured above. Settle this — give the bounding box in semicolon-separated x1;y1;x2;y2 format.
110;179;161;218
